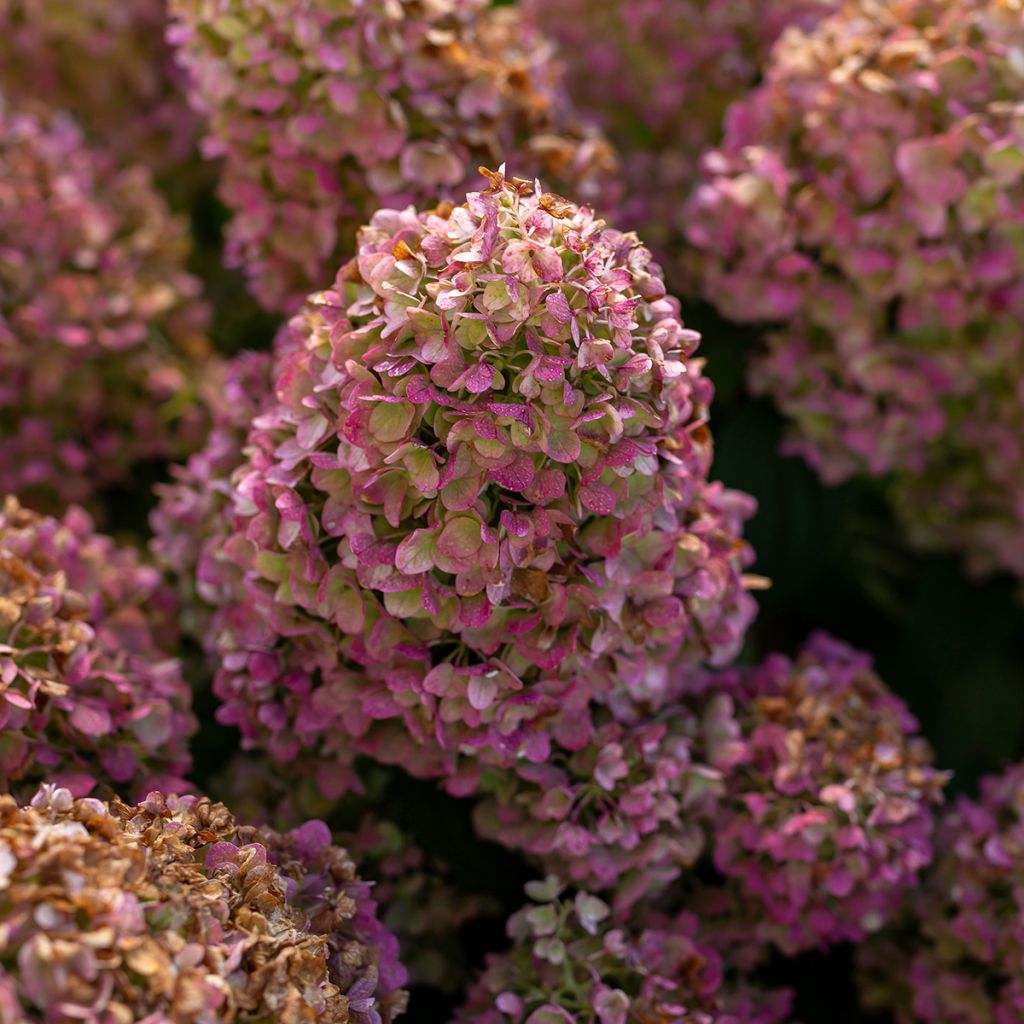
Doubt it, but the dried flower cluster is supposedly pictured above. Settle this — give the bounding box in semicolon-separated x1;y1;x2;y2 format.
521;0;836;255
0;784;407;1023
0;497;194;799
453;877;792;1024
709;633;946;953
169;0;618;312
212;172;756;788
0;96;209;511
685;0;1024;579
858;762;1024;1024
0;0;199;178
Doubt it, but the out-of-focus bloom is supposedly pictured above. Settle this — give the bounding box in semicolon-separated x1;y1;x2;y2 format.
472;688;744;904
858;763;1024;1024
685;0;1024;579
0;96;210;511
168;0;619;311
0;496;194;799
708;633;946;954
0;784;408;1023
152;349;275;643
214;172;756;786
0;0;200;179
522;0;836;256
212;753;497;992
453;877;792;1024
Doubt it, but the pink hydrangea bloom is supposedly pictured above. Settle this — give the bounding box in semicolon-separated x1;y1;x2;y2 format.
213;172;756;785
685;0;1024;579
453;877;792;1024
169;0;618;312
0;497;195;800
0;784;408;1023
0;0;199;178
708;633;947;954
0;96;210;511
472;686;745;903
522;0;836;256
858;762;1024;1024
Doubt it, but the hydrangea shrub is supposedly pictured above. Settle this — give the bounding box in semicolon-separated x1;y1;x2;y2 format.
858;762;1024;1024
214;172;756;787
685;0;1024;579
708;633;947;953
0;784;408;1023
0;0;199;178
0;96;210;510
0;497;194;799
169;0;618;311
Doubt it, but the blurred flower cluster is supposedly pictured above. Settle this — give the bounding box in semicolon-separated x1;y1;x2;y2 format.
0;95;210;511
521;0;837;256
0;497;194;799
858;762;1024;1024
453;877;793;1024
0;0;199;180
686;0;1024;579
0;784;407;1023
169;0;618;311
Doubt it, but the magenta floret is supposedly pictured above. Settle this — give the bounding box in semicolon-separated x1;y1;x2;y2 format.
169;0;618;312
212;172;756;785
685;0;1024;579
0;497;195;799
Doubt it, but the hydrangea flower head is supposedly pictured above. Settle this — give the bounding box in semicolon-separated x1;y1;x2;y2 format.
709;633;947;953
0;0;199;176
0;497;195;799
521;0;836;256
472;687;745;903
0;97;209;510
685;0;1024;579
216;171;756;783
0;784;408;1023
169;0;618;311
454;877;792;1024
858;762;1024;1024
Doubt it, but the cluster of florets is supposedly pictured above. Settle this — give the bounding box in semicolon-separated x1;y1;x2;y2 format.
708;633;947;954
685;0;1024;579
210;752;496;992
152;349;275;643
169;0;618;312
0;785;408;1023
213;173;756;787
0;0;198;177
0;497;194;799
471;688;744;905
858;762;1024;1024
521;0;836;255
0;96;209;510
453;877;792;1024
